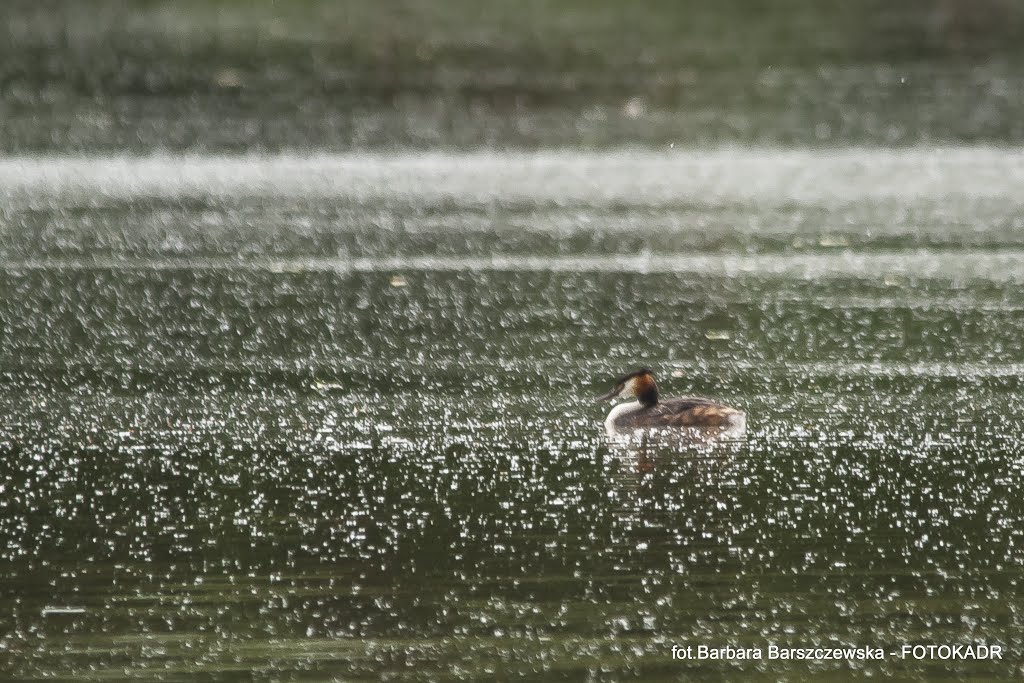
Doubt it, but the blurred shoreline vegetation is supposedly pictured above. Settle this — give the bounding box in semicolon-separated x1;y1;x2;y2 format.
3;0;1024;151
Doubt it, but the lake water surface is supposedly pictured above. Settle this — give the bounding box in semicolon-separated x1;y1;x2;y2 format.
2;150;1024;680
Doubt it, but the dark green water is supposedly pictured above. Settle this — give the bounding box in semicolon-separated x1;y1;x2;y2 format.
7;0;1024;152
2;152;1024;680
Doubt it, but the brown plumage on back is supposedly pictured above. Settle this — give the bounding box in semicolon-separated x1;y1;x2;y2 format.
596;368;746;436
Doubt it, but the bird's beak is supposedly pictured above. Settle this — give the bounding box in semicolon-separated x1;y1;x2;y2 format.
594;386;619;403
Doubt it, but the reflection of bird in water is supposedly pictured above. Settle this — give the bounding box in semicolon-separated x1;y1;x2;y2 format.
611;437;744;475
601;436;745;563
596;368;746;438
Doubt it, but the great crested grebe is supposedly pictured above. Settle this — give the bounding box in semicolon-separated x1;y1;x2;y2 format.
595;368;746;436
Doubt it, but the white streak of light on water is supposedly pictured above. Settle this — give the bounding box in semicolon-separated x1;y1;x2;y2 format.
2;250;1024;283
4;148;1024;206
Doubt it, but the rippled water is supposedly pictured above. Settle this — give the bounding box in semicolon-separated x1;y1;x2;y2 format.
2;150;1024;680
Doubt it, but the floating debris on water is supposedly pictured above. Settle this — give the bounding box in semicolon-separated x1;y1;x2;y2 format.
314;382;346;392
41;607;87;616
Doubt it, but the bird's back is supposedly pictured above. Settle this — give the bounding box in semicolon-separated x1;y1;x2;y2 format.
612;396;745;432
